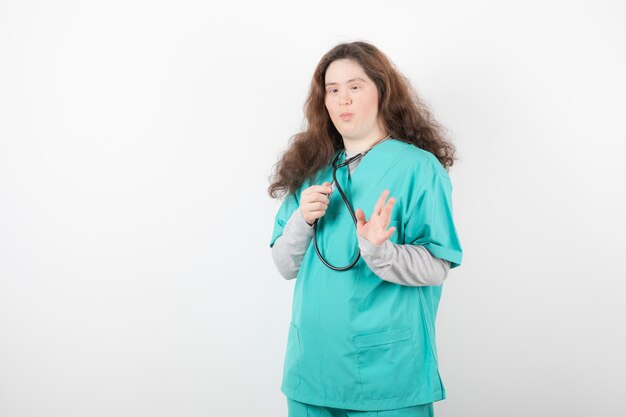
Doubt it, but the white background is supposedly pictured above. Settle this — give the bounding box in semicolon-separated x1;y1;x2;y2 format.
1;1;625;416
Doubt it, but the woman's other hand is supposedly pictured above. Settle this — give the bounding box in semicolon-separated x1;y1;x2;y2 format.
355;190;396;245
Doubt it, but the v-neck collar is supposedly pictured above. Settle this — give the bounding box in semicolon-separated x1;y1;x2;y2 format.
316;137;407;229
338;137;394;179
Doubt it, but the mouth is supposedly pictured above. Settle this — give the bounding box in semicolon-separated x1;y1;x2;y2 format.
340;112;353;121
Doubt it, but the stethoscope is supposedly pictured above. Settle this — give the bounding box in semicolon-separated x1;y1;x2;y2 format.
312;136;390;271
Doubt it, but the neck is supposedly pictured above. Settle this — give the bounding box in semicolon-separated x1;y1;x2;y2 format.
344;132;390;154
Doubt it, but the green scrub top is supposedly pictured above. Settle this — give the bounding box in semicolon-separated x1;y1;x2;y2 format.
269;138;463;411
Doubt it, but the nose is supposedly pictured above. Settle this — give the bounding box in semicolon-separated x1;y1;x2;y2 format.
339;91;352;106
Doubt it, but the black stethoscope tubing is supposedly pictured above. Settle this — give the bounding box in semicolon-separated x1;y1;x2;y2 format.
312;150;367;271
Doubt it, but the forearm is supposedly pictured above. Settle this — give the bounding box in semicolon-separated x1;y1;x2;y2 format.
272;209;451;285
357;235;451;286
271;209;314;280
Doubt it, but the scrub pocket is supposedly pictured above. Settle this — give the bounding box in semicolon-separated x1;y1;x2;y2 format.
354;326;418;399
282;322;301;391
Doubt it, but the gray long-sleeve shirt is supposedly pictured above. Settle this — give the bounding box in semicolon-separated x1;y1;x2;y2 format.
271;150;451;286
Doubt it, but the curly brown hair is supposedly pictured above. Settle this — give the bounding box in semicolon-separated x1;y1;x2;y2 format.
268;41;458;199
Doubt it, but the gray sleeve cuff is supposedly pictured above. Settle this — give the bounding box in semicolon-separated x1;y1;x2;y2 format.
357;234;392;267
291;208;315;235
357;234;451;286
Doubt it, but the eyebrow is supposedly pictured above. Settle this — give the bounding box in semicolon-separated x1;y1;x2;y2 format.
325;77;367;87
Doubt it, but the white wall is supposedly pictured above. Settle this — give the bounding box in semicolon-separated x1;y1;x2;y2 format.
1;1;624;416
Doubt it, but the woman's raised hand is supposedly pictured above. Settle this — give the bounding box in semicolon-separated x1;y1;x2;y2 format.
300;182;333;226
355;190;396;245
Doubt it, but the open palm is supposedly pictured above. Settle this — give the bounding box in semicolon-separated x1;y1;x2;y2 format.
355;190;396;246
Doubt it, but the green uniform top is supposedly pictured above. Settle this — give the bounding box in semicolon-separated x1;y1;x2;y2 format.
269;138;463;411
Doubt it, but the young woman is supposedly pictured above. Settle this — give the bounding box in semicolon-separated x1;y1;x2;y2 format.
268;41;463;417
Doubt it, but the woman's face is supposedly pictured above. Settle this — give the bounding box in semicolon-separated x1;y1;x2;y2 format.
324;59;383;143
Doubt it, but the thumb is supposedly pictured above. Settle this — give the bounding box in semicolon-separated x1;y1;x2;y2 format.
355;208;366;227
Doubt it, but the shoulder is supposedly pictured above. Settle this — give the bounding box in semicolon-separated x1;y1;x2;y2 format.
390;139;450;183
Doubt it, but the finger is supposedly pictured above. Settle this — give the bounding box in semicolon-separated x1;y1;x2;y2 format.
373;189;390;216
306;199;328;209
303;189;332;204
381;197;396;228
355;208;366;228
305;183;333;196
308;210;326;221
311;193;330;204
385;226;396;240
316;183;333;194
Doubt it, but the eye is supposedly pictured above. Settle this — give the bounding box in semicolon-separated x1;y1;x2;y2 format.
329;88;338;93
351;85;360;90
